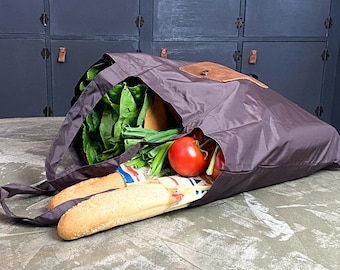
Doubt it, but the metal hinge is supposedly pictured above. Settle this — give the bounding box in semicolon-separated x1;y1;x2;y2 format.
235;17;244;29
43;106;53;117
40;12;49;27
324;17;332;29
135;15;144;29
321;49;330;61
315;105;323;117
41;48;51;60
233;50;242;62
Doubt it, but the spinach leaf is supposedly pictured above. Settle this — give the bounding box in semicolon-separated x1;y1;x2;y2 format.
102;93;120;114
99;103;118;149
79;80;87;92
108;83;124;104
82;123;103;164
137;90;153;126
86;110;101;132
79;59;156;164
129;83;148;104
86;62;106;81
112;83;139;142
86;59;114;81
98;143;124;161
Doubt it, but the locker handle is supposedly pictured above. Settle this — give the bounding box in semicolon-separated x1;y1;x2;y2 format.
58;47;66;63
160;48;167;58
249;50;257;64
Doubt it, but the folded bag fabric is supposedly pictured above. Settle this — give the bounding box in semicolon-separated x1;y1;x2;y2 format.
1;52;340;225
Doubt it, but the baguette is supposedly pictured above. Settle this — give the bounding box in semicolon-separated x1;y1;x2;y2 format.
48;172;126;209
57;180;177;240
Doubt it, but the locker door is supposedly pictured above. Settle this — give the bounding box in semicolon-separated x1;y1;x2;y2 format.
0;39;47;117
51;40;138;116
49;0;139;37
330;44;340;131
49;0;140;116
244;0;331;37
241;42;326;115
0;0;47;117
0;0;45;34
153;0;239;39
152;0;240;68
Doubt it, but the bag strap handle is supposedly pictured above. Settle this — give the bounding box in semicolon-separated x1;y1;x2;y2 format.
0;61;130;225
45;65;128;188
0;181;90;226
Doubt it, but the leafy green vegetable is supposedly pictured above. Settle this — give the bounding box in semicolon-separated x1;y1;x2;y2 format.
79;59;158;164
86;110;101;132
123;127;183;176
124;138;143;151
98;143;124;161
99;103;118;149
149;141;173;176
102;93;120;114
79;81;87;92
86;61;113;81
129;84;148;103
78;58;114;93
137;90;153;126
82;123;103;164
112;83;139;142
122;126;158;139
107;83;124;104
78;59;181;168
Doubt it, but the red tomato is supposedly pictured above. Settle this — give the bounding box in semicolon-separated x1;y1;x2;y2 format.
168;137;208;177
212;149;225;179
189;128;216;152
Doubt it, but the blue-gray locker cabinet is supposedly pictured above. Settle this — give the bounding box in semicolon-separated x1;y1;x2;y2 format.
0;0;47;117
241;42;326;114
0;0;45;34
330;43;340;131
241;0;331;117
243;0;330;37
151;0;240;69
49;0;140;116
151;0;332;118
0;0;338;122
50;40;139;116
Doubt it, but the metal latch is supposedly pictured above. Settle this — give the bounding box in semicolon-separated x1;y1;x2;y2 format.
43;106;53;117
324;17;332;29
235;17;244;29
41;48;51;60
135;15;144;29
201;70;209;76
233;50;242;62
321;49;330;61
315;106;323;117
40;12;49;26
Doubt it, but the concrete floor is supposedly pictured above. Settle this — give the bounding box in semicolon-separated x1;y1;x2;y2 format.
1;117;339;269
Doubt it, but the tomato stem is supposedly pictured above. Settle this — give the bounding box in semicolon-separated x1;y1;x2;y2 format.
195;139;210;159
199;138;213;148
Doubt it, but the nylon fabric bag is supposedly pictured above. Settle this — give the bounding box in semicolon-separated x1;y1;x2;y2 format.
1;52;340;226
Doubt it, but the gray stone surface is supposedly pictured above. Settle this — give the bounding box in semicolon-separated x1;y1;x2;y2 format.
0;117;339;270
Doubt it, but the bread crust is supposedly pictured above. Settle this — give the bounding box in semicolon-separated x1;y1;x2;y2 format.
57;181;176;240
48;172;126;209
